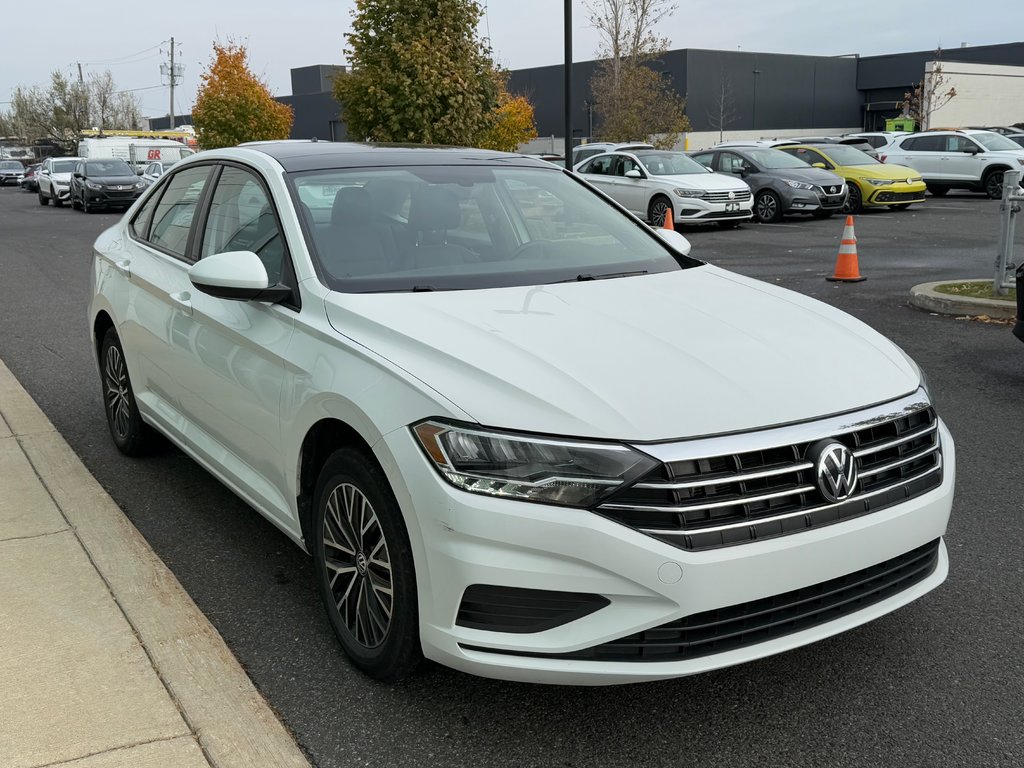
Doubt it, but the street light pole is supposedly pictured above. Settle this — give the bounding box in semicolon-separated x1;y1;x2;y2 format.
564;0;572;169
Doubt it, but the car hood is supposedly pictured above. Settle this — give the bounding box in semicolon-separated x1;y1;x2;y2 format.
769;167;845;186
654;171;749;192
843;163;921;181
323;266;919;441
50;172;74;183
90;175;140;185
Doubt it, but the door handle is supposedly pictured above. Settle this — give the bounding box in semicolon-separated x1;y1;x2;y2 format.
113;259;131;277
169;290;193;316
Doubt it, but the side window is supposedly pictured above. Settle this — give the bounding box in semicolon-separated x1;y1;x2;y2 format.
130;189;160;240
691;152;714;169
614;156;641;177
200;166;285;284
949;136;980;153
907;135;943;151
148;165;212;260
719;153;746;173
583;155;614;175
781;147;820;165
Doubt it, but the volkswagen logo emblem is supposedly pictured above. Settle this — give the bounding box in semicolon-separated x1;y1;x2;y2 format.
728;190;735;200
808;440;858;503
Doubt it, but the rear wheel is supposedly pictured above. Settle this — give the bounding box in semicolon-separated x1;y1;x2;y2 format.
754;190;782;223
927;184;949;197
648;195;673;227
313;448;421;682
99;328;157;456
984;170;1006;200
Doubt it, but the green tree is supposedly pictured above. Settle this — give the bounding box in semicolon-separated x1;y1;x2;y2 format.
334;0;499;145
587;0;690;148
192;42;294;149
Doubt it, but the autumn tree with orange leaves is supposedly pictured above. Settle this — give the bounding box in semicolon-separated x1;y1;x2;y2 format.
477;78;538;152
192;42;293;149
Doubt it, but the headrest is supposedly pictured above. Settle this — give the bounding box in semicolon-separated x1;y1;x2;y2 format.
331;186;373;226
407;185;462;232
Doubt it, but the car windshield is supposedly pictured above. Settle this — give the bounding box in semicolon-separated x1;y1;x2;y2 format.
290;165;696;293
51;160;77;174
816;145;878;166
741;149;811;170
634;152;709;175
87;160;134;176
0;161;22;170
974;132;1023;152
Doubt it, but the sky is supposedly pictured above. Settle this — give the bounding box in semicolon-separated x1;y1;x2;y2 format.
2;0;1022;120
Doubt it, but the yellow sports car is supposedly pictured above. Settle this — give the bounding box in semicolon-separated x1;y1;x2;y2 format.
779;144;926;213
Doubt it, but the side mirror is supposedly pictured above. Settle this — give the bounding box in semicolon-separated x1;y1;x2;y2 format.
136;169;144;175
189;251;290;303
964;145;981;154
73;172;82;178
624;169;643;179
811;162;827;170
654;227;692;257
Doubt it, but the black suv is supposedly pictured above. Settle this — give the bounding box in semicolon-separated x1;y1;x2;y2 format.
70;159;146;213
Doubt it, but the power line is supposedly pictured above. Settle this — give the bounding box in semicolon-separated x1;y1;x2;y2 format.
79;43;167;66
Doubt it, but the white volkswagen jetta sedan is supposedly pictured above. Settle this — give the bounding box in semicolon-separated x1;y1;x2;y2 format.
89;142;953;685
575;149;754;227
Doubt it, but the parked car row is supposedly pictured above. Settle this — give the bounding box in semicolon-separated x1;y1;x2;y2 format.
35;156;147;212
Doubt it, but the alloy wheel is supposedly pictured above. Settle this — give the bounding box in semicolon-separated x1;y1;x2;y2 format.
103;344;132;441
322;482;394;648
649;198;671;226
986;172;1004;200
756;193;778;222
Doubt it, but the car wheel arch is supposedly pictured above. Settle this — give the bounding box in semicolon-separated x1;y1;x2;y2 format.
92;311;116;359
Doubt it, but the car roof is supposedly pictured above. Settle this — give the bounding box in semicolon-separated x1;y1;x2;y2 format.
237;141;554;172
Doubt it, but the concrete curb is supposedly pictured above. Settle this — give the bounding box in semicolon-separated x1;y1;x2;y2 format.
0;360;311;768
909;280;1017;319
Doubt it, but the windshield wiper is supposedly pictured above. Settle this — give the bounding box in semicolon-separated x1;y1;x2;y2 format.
552;269;649;284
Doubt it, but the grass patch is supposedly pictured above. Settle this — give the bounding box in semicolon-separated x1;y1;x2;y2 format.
933;280;1016;302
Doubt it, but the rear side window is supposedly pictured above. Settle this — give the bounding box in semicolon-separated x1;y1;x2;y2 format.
902;135;944;151
147;166;213;260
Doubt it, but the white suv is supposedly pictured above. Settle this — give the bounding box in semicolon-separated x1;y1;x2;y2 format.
880;130;1024;198
37;156;84;207
88;142;954;685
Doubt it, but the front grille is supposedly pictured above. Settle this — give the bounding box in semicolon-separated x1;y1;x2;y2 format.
704;189;752;203
816;185;845;197
101;188;138;199
461;539;940;662
456;585;609;633
597;393;942;551
875;191;924;203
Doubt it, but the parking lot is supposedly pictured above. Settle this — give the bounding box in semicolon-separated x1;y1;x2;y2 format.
2;183;1023;768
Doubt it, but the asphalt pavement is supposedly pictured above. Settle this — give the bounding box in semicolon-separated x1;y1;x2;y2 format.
1;185;1022;768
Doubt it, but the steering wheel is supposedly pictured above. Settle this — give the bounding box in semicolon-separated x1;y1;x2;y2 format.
510;240;550;260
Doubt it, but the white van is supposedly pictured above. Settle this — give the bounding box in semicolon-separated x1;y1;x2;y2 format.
77;137;195;173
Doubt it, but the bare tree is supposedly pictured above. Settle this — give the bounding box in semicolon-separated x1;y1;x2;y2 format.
88;71;141;132
586;0;690;147
707;69;738;143
902;48;957;130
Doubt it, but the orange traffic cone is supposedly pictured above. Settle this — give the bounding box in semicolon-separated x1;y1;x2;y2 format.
827;215;866;282
663;206;675;230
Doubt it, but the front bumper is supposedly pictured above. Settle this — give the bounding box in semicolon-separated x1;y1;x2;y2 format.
675;196;753;223
378;420;955;685
52;184;71;200
83;186;143;207
0;174;23;185
863;181;927;207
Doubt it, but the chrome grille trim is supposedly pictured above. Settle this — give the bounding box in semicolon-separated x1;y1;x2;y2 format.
596;389;942;550
633;461;814;490
635;460;942;536
704;189;752;202
852;422;937;458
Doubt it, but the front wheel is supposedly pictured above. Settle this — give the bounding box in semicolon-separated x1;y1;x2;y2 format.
99;328;157;456
313;448;421;682
754;190;782;223
984;170;1005;200
648;196;673;227
927;184;949;197
842;184;863;214
38;190;49;206
83;195;92;214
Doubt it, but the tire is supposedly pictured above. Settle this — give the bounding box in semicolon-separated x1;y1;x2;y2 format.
842;184;863;214
53;194;63;208
984;170;1006;200
648;195;673;227
754;190;782;223
38;189;49;206
927;184;949;197
313;448;421;682
83;195;92;214
99;328;157;456
71;193;81;211
890;203;912;211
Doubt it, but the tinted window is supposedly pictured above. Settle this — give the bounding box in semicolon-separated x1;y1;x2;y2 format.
902;135;944;151
690;152;714;169
289;165;695;292
148;166;212;260
581;155;614;175
781;147;827;166
201;166;285;284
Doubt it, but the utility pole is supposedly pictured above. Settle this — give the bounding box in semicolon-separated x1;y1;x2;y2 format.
564;0;572;169
160;39;184;130
77;62;84;84
169;37;176;129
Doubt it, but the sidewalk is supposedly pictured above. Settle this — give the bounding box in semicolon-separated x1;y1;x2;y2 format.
0;359;310;768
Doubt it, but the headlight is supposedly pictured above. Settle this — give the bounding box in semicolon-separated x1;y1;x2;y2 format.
1016;158;1024;167
783;180;814;190
673;187;705;199
135;182;146;189
85;181;102;190
412;420;657;508
867;179;894;186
